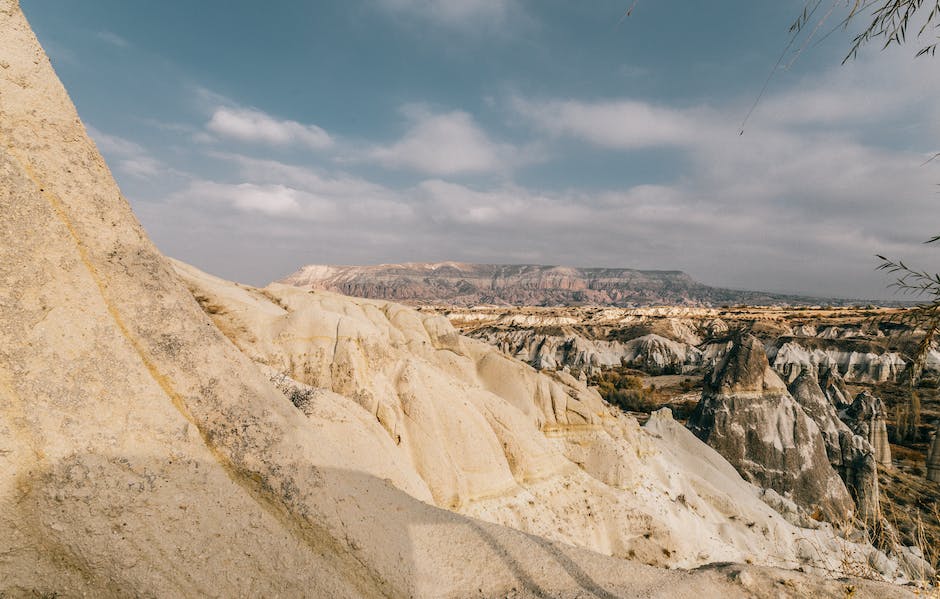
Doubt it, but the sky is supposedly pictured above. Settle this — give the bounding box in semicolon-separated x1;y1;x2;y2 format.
21;0;940;299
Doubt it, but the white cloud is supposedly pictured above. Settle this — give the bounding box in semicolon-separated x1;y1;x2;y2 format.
376;0;514;27
206;107;333;150
170;155;414;223
369;108;523;175
173;181;318;218
139;50;940;298
512;97;721;149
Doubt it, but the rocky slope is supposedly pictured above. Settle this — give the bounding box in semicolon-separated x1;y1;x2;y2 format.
280;262;835;307
0;4;922;596
177;261;889;574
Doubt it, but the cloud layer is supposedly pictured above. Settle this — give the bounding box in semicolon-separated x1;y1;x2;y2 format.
206;107;333;149
124;48;940;300
369;108;522;175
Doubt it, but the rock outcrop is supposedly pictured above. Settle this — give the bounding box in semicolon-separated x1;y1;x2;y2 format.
842;391;892;467
0;2;917;597
687;335;856;523
927;430;940;483
821;368;852;409
788;373;881;521
479;328;702;375
771;340;906;384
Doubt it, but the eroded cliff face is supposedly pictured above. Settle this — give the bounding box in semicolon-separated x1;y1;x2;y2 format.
687;336;856;524
788;373;881;522
0;2;923;597
440;306;931;385
842;391;893;467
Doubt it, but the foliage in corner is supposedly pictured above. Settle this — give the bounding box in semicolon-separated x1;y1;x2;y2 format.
790;0;940;62
877;237;940;385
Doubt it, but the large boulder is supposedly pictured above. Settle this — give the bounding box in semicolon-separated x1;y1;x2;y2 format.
841;391;892;467
688;335;856;523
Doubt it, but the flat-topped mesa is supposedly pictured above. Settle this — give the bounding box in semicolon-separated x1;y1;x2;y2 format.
689;334;856;524
926;429;940;483
788;372;880;522
842;391;892;467
279;262;821;307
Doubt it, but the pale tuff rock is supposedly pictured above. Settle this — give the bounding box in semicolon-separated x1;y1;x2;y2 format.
927;430;940;483
0;2;916;597
687;335;856;523
842;391;892;467
177;261;884;574
771;341;906;384
787;373;881;522
480;328;701;375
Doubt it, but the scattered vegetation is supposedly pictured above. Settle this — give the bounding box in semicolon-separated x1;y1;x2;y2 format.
589;368;659;412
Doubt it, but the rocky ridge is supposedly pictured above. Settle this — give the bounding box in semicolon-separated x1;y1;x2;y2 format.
438;306;934;385
280;262;847;307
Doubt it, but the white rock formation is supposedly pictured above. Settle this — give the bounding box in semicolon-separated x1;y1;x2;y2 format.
772;341;906;384
176;261;878;573
480;329;703;375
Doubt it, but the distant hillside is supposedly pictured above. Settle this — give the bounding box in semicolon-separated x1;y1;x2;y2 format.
277;262;857;307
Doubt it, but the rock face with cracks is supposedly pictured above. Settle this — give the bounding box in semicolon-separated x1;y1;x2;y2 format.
788;373;880;522
841;391;892;467
0;2;918;597
687;335;856;524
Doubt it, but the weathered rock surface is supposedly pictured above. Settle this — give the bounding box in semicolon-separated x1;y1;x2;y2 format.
687;335;856;523
478;328;702;375
770;339;906;384
177;261;874;573
820;368;852;409
0;2;918;597
842;391;892;467
445;306;922;385
788;373;880;521
281;262;828;307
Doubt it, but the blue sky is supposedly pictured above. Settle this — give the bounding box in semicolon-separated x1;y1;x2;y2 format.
21;0;940;299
